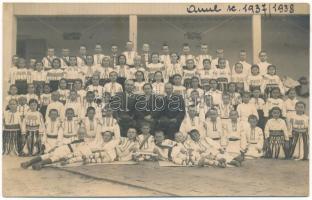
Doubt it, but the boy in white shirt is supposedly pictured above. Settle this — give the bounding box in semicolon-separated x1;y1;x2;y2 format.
196;43;212;70
103;71;123;96
257;51;271;76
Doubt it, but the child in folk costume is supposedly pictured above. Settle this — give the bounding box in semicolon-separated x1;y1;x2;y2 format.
196;59;217;86
42;48;56;70
57;79;70;104
81;55;96;86
284;88;299;120
77;45;87;67
264;88;286;119
32;62;47;95
60;48;71;69
211;49;230;70
186;76;204;98
21;99;45;156
123;41;137;67
172;74;186;96
5;84;19;109
244;115;264;159
45;91;65;120
218;93;234;129
261;65;285;97
61;108;82;145
203;108;224;143
115;55;130;84
116;128;140;161
65;90;83;118
17;96;29;122
25;84;39;103
215;58;231;92
250;88;265;129
98;106;121;141
264;107;290;159
86;74;104;98
288;102;309;160
82;91;97;115
12;58;31;95
47;58;64;92
86;131;119;164
195;43;212;70
182;59;197;89
93;44;105;67
231;62;248;93
129;55;147;80
246;64;264;93
186;129;229;167
73;80;86;103
81;107;101;143
186;90;204;119
206;79;222;107
165;52;183;83
147;53;165;82
98;56;113;86
152;71;165;95
159;44;171;67
237;50;251;76
223;110;246;162
110;44;119;67
202;94;219;119
180;43;195;67
3;99;22;155
180;105;205;136
21;128;94;170
227;82;242;110
171;132;190;165
42;109;63;153
153;131;176;161
236;92;258;122
257;51;271;76
103;71;123;96
64;56;84;90
133;123;156;161
39;84;52;120
133;71;146;95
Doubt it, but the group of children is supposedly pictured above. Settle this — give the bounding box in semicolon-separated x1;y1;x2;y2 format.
3;41;309;169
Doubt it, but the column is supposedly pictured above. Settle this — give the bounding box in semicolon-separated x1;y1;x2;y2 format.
129;15;138;51
3;3;17;98
252;15;261;64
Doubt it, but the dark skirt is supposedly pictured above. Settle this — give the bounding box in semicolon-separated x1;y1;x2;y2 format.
3;126;21;155
264;130;289;159
257;109;265;131
289;130;309;159
49;80;60;92
15;80;28;95
33;81;45;95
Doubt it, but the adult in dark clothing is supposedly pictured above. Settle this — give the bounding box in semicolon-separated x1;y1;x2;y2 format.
133;83;164;133
157;83;186;140
111;79;137;137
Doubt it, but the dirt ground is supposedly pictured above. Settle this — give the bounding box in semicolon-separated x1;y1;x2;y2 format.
2;155;309;197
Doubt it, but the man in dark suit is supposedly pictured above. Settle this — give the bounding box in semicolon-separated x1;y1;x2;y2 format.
133;83;164;134
158;83;186;139
110;79;137;137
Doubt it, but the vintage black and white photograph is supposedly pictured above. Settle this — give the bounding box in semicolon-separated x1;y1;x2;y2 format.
2;2;310;197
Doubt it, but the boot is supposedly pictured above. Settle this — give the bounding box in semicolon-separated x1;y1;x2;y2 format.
20;156;42;169
228;160;241;167
31;159;52;170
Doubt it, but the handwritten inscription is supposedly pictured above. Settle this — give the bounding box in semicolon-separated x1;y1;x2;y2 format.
186;4;295;15
187;4;221;13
